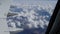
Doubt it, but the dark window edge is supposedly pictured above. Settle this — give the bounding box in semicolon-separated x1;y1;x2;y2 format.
45;0;60;34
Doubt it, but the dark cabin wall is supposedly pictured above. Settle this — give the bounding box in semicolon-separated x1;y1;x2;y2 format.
49;10;60;34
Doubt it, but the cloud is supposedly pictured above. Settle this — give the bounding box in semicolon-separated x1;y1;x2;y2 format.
1;0;57;32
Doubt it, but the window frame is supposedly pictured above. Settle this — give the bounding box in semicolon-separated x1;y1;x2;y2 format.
45;0;60;34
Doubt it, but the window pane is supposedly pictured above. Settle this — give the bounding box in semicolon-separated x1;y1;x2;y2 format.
0;0;58;34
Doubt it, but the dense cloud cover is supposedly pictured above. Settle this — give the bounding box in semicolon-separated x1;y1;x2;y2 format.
7;5;50;28
6;4;54;34
0;0;57;34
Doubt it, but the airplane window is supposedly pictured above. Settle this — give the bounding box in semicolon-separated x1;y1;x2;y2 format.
0;0;58;34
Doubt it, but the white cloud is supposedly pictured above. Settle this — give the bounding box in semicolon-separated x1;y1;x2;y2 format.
0;0;57;32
